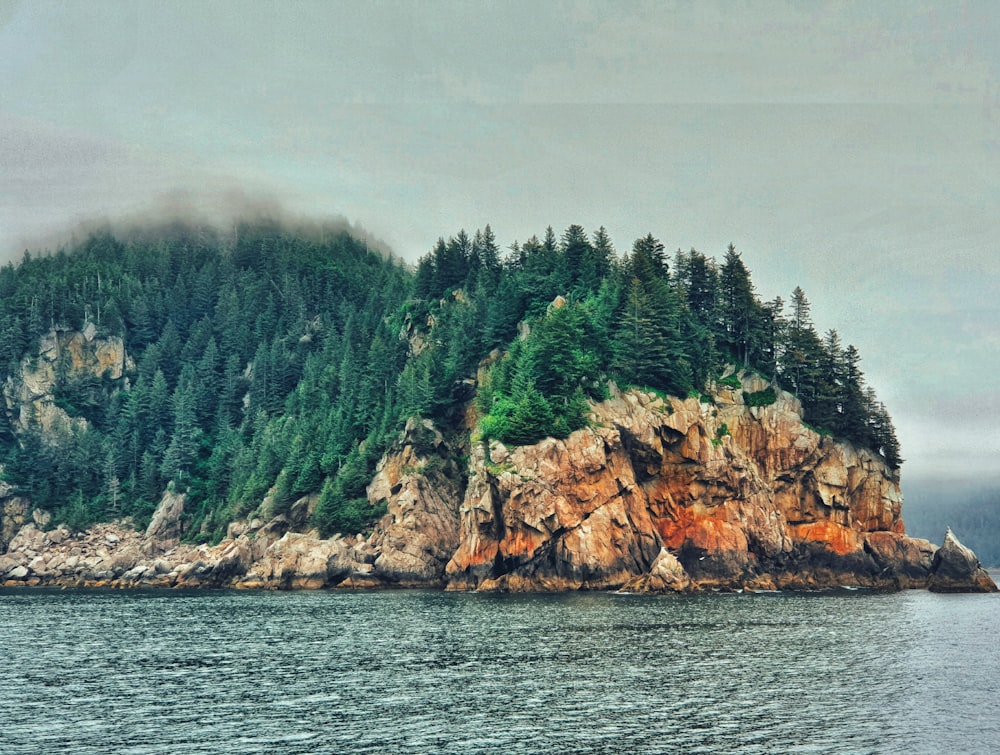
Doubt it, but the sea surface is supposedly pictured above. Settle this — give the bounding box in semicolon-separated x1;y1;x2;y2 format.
2;582;998;755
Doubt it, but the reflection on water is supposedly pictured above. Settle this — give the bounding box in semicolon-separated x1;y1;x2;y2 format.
1;587;997;754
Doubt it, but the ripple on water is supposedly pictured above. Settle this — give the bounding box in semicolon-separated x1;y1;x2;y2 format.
1;587;998;754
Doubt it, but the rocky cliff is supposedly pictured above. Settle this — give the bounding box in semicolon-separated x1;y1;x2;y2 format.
444;372;995;593
2;324;131;436
0;370;995;592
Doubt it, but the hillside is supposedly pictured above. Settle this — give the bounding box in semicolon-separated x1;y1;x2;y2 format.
0;221;907;548
1;375;994;592
0;221;994;592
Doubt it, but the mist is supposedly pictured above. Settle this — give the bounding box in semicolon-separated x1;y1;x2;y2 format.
5;188;398;265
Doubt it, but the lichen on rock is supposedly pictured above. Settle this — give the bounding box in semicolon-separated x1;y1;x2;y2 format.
445;376;996;593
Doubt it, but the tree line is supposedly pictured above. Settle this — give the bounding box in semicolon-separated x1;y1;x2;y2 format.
411;225;900;468
0;221;901;542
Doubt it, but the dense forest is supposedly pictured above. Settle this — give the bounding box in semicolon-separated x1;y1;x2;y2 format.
0;221;901;542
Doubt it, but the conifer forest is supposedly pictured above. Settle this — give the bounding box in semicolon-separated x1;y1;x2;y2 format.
0;222;900;541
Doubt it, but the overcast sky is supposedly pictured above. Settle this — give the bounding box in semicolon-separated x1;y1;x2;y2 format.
1;0;999;486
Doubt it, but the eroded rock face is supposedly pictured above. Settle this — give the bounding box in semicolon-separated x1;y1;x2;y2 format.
2;373;994;594
0;416;466;591
446;376;991;593
0;514;383;590
366;418;464;585
2;327;132;436
146;490;186;549
1;496;30;553
927;529;998;593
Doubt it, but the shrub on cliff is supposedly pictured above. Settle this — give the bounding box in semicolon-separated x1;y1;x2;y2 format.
743;387;777;407
478;301;601;446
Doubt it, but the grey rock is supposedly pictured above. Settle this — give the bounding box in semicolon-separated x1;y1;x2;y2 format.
928;529;998;593
146;491;186;546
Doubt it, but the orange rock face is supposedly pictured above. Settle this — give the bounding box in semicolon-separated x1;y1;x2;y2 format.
5;372;992;593
446;374;939;592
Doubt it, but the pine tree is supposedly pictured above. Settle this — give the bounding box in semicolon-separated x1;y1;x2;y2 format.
719;244;757;367
840;345;870;445
160;370;202;487
781;286;824;407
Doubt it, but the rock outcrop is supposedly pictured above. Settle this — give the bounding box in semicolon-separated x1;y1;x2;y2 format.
145;490;186;550
0;418;464;591
927;528;997;593
2;326;132;436
1;494;30;553
445;374;996;593
1;372;995;593
0;513;383;590
366;418;464;585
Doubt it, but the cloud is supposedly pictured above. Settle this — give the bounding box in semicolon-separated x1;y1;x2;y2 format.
519;1;998;106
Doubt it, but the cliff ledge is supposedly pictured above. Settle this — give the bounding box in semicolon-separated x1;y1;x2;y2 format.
1;372;996;593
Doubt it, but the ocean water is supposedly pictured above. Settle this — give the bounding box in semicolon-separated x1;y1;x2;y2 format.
1;584;998;754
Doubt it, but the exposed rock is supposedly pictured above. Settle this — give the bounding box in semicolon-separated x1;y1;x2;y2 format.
226;519;252;540
366;417;463;585
1;496;30;552
0;373;993;595
236;531;353;590
623;548;692;593
2;328;132;437
928;529;998;593
145;491;186;548
447;377;942;592
287;495;319;530
865;531;937;589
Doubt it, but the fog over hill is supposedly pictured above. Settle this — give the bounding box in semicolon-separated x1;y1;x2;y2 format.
3;1;999;488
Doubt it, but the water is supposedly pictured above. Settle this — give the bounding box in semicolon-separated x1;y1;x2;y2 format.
1;585;998;754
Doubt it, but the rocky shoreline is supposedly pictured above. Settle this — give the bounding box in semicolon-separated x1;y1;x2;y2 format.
0;494;391;591
0;511;993;593
2;378;997;594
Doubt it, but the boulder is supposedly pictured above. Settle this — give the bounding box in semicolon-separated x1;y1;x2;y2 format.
927;529;998;593
1;496;30;552
623;548;692;593
864;531;936;588
238;531;352;589
145;491;186;548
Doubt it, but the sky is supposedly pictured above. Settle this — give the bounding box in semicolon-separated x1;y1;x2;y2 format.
1;0;999;487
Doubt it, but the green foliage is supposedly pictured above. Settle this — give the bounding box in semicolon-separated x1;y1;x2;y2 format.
0;224;414;534
0;220;904;533
311;467;388;538
478;300;603;447
743;387;777;407
718;373;742;389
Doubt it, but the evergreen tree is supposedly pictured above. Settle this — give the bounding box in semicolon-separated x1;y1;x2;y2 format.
781;286;824;406
719;244;757;367
0;220;903;533
161;370;202;487
841;345;871;446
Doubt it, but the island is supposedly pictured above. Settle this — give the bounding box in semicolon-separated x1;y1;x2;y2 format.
0;222;995;592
